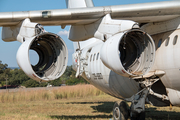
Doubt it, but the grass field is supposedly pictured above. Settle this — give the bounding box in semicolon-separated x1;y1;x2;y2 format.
0;84;180;120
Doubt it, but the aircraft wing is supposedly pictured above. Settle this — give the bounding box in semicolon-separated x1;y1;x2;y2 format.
0;1;180;26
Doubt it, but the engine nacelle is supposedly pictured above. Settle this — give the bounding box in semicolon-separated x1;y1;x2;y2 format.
16;32;68;82
100;29;155;77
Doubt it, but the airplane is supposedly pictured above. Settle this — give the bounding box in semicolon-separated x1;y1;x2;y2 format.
1;0;180;119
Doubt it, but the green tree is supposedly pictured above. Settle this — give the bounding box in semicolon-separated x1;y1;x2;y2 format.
0;61;11;86
0;60;8;74
65;66;88;85
22;79;48;88
48;78;62;86
0;60;88;88
22;79;39;87
8;69;30;85
48;65;88;86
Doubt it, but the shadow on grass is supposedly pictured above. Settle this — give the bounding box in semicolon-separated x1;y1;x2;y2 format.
50;101;180;120
91;102;114;113
66;101;114;113
66;102;110;104
50;102;113;119
50;115;112;119
146;107;180;120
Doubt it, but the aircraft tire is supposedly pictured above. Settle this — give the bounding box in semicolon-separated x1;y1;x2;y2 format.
113;101;129;120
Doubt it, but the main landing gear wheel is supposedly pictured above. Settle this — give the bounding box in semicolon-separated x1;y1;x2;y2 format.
113;101;130;120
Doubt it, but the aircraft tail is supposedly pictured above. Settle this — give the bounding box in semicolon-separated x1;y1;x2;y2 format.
66;0;94;8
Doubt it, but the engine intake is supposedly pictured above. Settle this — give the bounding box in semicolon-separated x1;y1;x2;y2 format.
16;32;68;82
100;29;155;77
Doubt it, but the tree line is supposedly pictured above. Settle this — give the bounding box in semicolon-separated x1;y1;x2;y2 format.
0;60;88;88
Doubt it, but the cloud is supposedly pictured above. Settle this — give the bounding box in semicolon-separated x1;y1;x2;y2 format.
58;30;69;36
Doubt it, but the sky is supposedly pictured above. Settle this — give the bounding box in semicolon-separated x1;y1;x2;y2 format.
0;0;170;67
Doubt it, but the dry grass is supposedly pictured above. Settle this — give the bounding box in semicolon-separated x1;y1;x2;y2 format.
0;84;105;103
0;85;117;120
0;96;117;120
1;85;180;120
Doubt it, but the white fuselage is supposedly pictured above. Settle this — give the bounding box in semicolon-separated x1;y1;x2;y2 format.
152;29;180;91
72;17;180;105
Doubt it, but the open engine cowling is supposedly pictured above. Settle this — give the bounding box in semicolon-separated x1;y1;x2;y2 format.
16;32;68;82
100;29;155;77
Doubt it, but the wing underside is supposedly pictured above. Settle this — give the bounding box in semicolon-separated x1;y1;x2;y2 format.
0;1;180;26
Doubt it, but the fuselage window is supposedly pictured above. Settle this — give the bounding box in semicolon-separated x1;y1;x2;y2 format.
90;54;92;62
165;37;170;46
96;53;99;60
173;35;178;45
158;39;162;48
93;54;96;61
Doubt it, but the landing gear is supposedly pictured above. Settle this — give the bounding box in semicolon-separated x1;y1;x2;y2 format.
113;87;149;120
129;88;148;120
113;78;164;120
113;101;129;120
113;100;146;120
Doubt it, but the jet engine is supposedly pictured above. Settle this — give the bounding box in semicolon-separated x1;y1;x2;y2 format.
16;32;68;82
100;29;155;77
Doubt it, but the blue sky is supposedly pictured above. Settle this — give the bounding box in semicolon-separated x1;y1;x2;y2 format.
0;0;169;67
